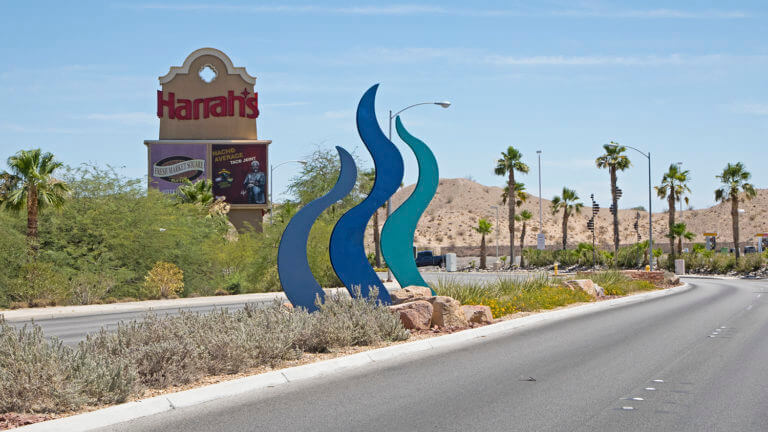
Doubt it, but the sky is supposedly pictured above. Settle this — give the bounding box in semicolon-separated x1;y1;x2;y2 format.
0;0;766;214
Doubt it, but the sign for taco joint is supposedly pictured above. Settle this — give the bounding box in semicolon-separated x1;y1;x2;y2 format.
145;48;271;231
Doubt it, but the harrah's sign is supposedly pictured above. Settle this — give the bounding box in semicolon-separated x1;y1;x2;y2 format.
157;89;259;120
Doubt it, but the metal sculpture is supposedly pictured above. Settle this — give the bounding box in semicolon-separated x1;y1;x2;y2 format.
277;146;357;312
329;85;403;303
380;117;439;293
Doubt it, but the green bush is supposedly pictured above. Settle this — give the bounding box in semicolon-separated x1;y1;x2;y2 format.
576;270;656;296
433;274;592;318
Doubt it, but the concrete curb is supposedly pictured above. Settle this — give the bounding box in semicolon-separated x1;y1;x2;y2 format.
15;283;691;431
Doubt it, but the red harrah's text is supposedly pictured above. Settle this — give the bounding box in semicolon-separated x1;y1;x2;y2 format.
157;90;259;120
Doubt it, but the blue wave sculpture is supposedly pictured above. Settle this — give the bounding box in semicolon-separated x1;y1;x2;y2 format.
380;117;439;294
278;146;358;312
329;85;403;303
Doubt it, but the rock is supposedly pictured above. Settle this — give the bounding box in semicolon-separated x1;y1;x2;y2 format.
567;279;604;297
663;271;680;286
428;296;469;328
461;305;493;325
390;285;433;305
388;300;433;330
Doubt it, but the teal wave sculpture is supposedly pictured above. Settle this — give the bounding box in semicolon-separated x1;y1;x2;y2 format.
380;116;438;293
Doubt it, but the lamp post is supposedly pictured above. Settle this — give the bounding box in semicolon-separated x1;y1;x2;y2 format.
536;150;544;249
676;161;683;221
490;205;500;259
269;160;307;225
385;100;451;281
607;143;654;270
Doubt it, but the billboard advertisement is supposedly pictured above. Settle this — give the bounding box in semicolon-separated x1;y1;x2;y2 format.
149;143;207;194
212;144;268;205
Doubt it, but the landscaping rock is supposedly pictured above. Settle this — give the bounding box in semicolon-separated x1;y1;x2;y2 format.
567;279;605;297
662;270;680;286
390;285;433;305
388;300;433;330
428;296;468;328
461;305;493;325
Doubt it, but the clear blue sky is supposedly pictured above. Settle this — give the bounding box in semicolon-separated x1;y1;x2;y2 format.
1;1;766;212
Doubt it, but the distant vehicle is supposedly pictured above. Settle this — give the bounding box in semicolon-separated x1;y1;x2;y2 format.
415;250;444;267
743;246;757;254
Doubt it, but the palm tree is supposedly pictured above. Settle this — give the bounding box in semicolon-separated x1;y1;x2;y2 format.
176;178;215;206
2;149;70;254
654;164;690;264
550;187;583;250
495;147;529;262
596;142;631;255
515;210;533;267
669;222;695;255
715;162;757;260
474;218;493;269
501;182;528;208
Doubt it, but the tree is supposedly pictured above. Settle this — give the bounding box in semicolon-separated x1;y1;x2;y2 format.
495;147;529;262
669;222;695;255
596;142;631;255
715;162;757;260
2;149;70;254
550;187;583;250
655;164;690;265
515;210;533;267
176;178;215;207
473;218;493;269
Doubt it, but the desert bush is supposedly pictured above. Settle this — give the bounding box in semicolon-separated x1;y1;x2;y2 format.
69;272;114;305
576;270;656;296
304;288;409;351
143;262;184;299
433;274;592;318
0;321;82;412
5;261;69;305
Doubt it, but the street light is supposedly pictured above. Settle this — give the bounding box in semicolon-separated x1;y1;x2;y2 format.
536;150;544;249
385;100;451;281
490;205;500;259
270;160;307;225
677;161;684;220
607;143;654;270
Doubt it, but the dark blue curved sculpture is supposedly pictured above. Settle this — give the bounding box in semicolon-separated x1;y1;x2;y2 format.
329;85;403;303
278;146;357;312
380;117;439;294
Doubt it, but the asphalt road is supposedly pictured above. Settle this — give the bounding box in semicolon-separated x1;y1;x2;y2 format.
6;271;543;345
98;277;768;432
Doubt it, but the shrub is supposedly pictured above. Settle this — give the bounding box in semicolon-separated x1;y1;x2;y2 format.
68;272;114;305
6;261;69;306
143;262;184;299
576;270;656;296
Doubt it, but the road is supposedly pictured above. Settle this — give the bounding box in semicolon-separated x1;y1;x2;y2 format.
97;278;768;432
5;271;543;345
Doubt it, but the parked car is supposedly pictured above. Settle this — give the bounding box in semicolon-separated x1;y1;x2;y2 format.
743;245;757;254
415;250;445;267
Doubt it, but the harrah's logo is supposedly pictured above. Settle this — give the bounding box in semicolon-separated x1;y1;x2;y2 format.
157;88;259;120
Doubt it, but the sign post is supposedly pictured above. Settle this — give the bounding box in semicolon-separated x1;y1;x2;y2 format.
144;48;271;231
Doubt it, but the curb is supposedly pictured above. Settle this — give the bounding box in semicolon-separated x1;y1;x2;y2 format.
15;283;691;431
1;287;404;322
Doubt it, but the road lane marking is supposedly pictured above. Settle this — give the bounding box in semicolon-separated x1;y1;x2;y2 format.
645;387;656;391
622;406;635;410
652;379;664;383
746;305;753;310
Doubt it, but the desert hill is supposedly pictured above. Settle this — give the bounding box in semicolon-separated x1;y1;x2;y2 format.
366;178;768;252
